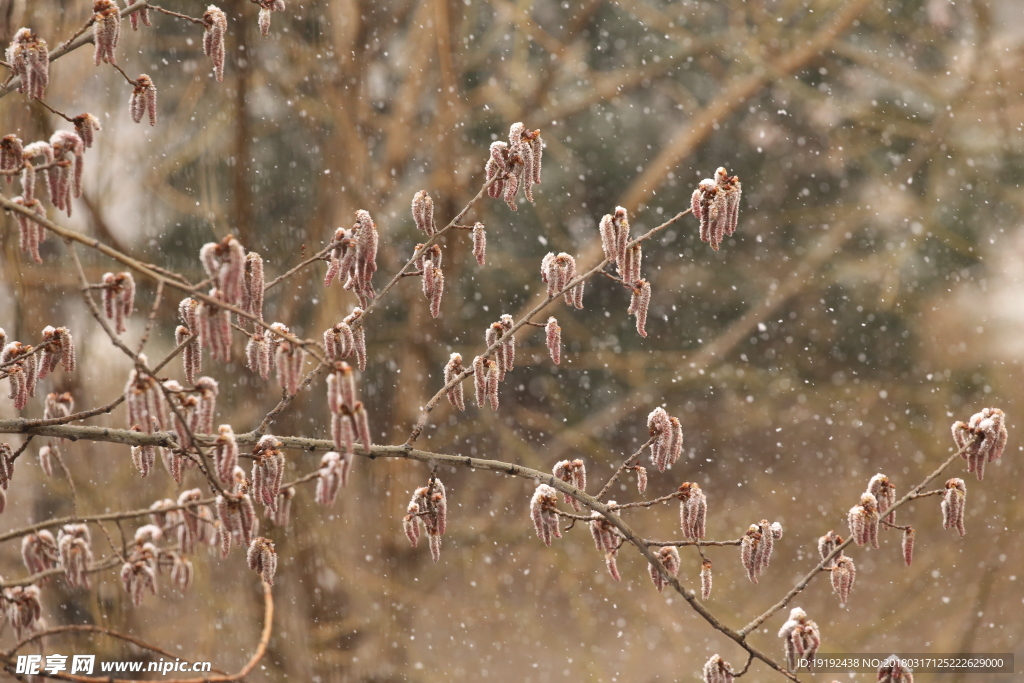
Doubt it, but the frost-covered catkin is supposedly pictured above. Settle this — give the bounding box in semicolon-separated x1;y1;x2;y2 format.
38;326;76;377
590;511;621;580
247;537;278;585
256;0;286;36
21;531;57;574
628;279;652;337
902;527;915;567
472;223;487;266
275;340;305;396
702;655;735;683
11;195;48;263
951;407;1008;481
192;377;219;436
213;424;239;483
130;74;158;126
847;492;880;548
126;0;152;30
648;546;680;593
692;168;742;251
203;6;228;82
251;435;285;509
700;559;713;600
130;438;156;478
412;190;436;235
868;473;897;524
242;251;265;321
817;530;843;568
941;477;967;536
677;482;707;541
529;484;561;546
777;607;821;672
552;459;586;511
124;358;166;433
102;272;135;334
73;113;102;149
316;451;352;506
878;655;915;683
487;124;543;210
544;317;561;365
266;486;295;528
443;353;466;411
831;554;856;603
402;479;448;562
57;524;93;588
93;0;121;65
647;407;684;472
6;28;49;100
5;584;43;640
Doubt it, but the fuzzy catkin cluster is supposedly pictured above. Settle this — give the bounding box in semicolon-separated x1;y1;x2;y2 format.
101;272;136;334
740;519;782;583
3;584;42;640
702;655;735;683
692;167;742;251
818;530;857;603
486;123;543;210
951;407;1008;480
126;0;152;30
677;482;708;541
541;252;584;308
778;607;821;672
251;435;286;509
38;326;76;377
120;543;158;607
327;361;372;456
216;493;258;557
57;524;93;588
129;74;159;126
648;546;681;594
247;537;278;585
316;451;352;506
202;6;228;81
443;353;466;410
647;407;684;472
5;29;49;100
416;243;445;318
552;459;587;511
255;0;286;36
323;211;379;306
403;479;448;562
93;0;121;65
21;531;57;575
590;510;623;581
847;492;880;549
529;484;562;547
941;477;967;536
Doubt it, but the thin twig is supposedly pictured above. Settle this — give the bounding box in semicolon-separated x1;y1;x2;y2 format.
135;280;165;355
148;5;207;25
596;438;653;501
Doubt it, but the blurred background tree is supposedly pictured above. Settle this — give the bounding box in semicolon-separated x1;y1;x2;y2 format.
1;0;1022;680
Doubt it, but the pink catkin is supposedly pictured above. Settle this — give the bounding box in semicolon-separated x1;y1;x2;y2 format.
203;6;228;81
472;223;487;266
